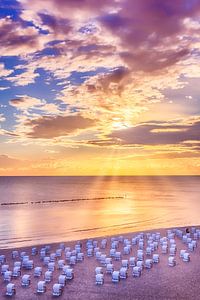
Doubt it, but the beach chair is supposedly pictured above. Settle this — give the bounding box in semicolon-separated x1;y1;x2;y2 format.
65;268;74;280
119;267;128;279
133;266;141;277
106;263;114;274
77;253;84;262
180;249;186;258
34;266;42;277
122;259;129;268
137;250;144;261
146;247;152;256
12;266;21;278
152;254;159;263
94;247;100;254
21;274;31;287
58;274;67;287
123;246;131;255
40;249;46;260
20;251;27;259
1;264;9;275
101;239;107;249
105;257;112;265
48;262;55;272
31;247;38;256
25;260;34;270
100;254;107;266
14;261;21;268
62;265;70;275
55;249;62;258
95;267;103;275
168;257;176;267
93;240;98;248
45;271;53;283
12;251;19;259
4;271;12;282
96;273;104;285
161;245;168;254
169;247;176;256
50;253;56;262
112;271;120;283
6;283;16;296
43;256;50;266
129;257;136;267
59;243;65;250
145;259;153;269
69;255;76;265
110;249;116;257
0;255;6;264
58;260;65;270
191;240;197;248
114;251;121;261
132;237;137;245
87;249;93;257
188;243;194;252
95;251;101;261
37;281;46;294
52;283;63;297
183;252;190;262
65;247;71;253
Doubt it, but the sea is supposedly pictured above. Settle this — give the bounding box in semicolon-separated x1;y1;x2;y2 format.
0;176;199;248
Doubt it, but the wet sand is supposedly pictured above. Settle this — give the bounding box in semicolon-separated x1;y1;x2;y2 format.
0;226;199;300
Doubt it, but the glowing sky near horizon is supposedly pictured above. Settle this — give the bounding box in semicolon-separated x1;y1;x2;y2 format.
0;0;200;175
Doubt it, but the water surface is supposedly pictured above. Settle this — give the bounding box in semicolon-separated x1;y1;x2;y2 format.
0;176;199;248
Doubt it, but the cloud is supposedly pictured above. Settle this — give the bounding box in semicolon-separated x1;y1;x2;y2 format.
0;63;13;77
0;114;6;122
0;17;50;56
24;114;96;138
0;155;21;169
9;95;44;110
109;118;200;145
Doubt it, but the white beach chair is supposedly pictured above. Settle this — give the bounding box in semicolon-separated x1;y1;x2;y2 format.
180;249;186;258
169;247;176;256
52;283;63;297
25;260;34;270
69;255;76;265
123;246;131;255
45;271;53;283
162;245;168;254
37;281;46;294
60;243;65;250
119;267;128;279
31;247;37;256
122;259;129;268
110;249;116;257
6;283;16;296
183;252;190;262
146;247;152;256
4;271;12;282
114;251;121;261
21;274;31;287
48;262;55;272
14;261;21;268
106;263;114;274
65;251;72;261
50;253;56;262
12;266;21;278
1;264;9;275
95;251;102;261
12;251;19;259
87;249;93;257
77;253;84;262
101;239;107;249
58;260;65;270
168;256;176;267
58;274;67;287
188;243;194;252
112;271;120;283
96;273;104;285
105;257;112;265
65;268;74;280
56;249;62;258
137;250;144;261
152;254;159;263
95;267;103;275
0;255;6;264
145;259;153;269
129;257;136;267
62;265;70;275
133;266;141;277
34;266;42;277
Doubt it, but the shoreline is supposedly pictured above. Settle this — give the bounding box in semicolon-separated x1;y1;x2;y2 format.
0;225;200;299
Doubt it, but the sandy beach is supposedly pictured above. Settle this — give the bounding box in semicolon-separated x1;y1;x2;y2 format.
0;226;200;300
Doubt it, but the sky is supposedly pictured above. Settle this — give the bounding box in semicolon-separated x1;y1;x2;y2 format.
0;0;200;175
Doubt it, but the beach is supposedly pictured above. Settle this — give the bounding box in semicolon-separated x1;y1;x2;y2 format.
0;226;199;300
